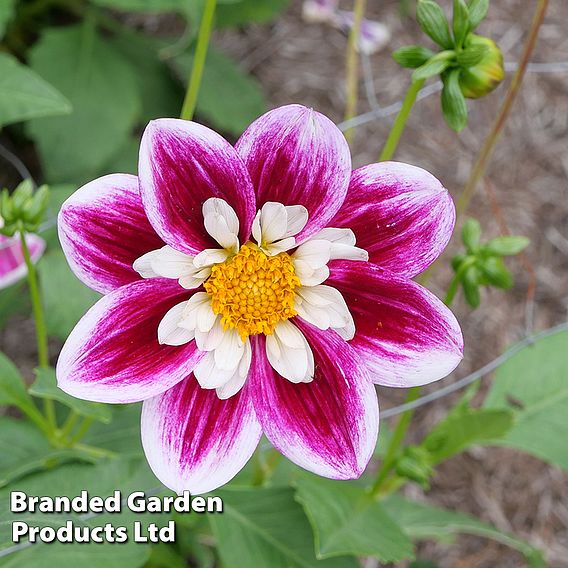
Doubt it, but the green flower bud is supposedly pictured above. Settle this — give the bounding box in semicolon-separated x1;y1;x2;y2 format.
458;35;504;99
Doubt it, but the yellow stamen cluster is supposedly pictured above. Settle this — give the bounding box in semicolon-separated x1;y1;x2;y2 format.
204;243;300;341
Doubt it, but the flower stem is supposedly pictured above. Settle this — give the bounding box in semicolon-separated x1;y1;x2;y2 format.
20;230;56;431
370;386;421;497
379;78;425;161
60;410;80;439
180;0;217;121
456;0;549;217
343;0;367;146
70;417;94;445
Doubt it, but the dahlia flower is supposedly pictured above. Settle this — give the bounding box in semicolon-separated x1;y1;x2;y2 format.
302;0;390;55
0;233;45;290
57;104;462;494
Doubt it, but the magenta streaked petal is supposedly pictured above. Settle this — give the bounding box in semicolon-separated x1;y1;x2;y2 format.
250;324;378;479
0;234;45;290
56;279;203;404
58;174;163;294
141;377;261;495
328;261;463;388
139;119;256;255
236;105;351;243
332;162;455;277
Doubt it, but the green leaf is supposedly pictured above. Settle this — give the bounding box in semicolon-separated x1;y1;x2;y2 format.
382;495;545;567
462;265;480;307
110;32;182;124
452;0;470;47
216;0;289;28
468;0;489;29
484;329;568;472
27;24;142;183
89;0;188;12
172;47;265;136
416;0;454;49
38;250;100;341
392;45;436;69
29;367;111;423
0;352;43;425
0;417;98;488
412;50;455;81
83;405;144;456
295;476;414;562
479;256;513;289
484;236;530;256
456;43;488;67
441;68;468;131
461;217;481;251
210;487;359;568
0;0;16;40
0;458;169;565
0;282;30;330
0;53;71;128
423;407;514;463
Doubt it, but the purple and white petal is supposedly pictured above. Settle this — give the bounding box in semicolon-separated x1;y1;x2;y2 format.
142;378;261;495
0;234;45;290
139;119;256;256
250;323;378;480
58;174;163;294
332;162;455;278
328;261;463;387
57;279;203;404
236;105;351;242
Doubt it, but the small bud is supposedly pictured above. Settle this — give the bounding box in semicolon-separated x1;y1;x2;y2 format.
395;445;434;488
458;34;505;99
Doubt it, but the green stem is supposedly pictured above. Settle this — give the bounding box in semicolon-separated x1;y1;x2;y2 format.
444;257;476;306
20;230;56;430
74;443;117;460
370;386;421;497
60;411;80;439
180;0;217;121
343;0;367;145
379;78;425;161
70;417;94;445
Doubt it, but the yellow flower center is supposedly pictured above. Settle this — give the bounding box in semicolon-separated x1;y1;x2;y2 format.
204;243;300;341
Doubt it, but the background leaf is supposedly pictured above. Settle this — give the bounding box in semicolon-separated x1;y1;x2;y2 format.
0;53;71;128
38;250;100;341
484;329;568;471
210;487;359;568
172;46;265;136
29;367;112;423
216;0;289;28
0;0;16;39
382;495;545;567
0;458;169;567
27;24;142;183
295;476;414;562
423;407;514;463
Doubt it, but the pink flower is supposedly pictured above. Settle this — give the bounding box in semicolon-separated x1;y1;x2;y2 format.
302;0;390;54
57;105;462;494
0;233;45;290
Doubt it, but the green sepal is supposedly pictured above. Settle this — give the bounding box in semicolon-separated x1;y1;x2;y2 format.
412;50;455;81
461;217;481;252
441;68;468;131
416;0;454;49
456;42;487;67
452;0;470;48
468;0;489;29
484;236;530;256
462;265;481;308
479;256;513;289
392;45;436;69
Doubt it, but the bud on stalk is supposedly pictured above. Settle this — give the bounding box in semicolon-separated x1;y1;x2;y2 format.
459;34;505;99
